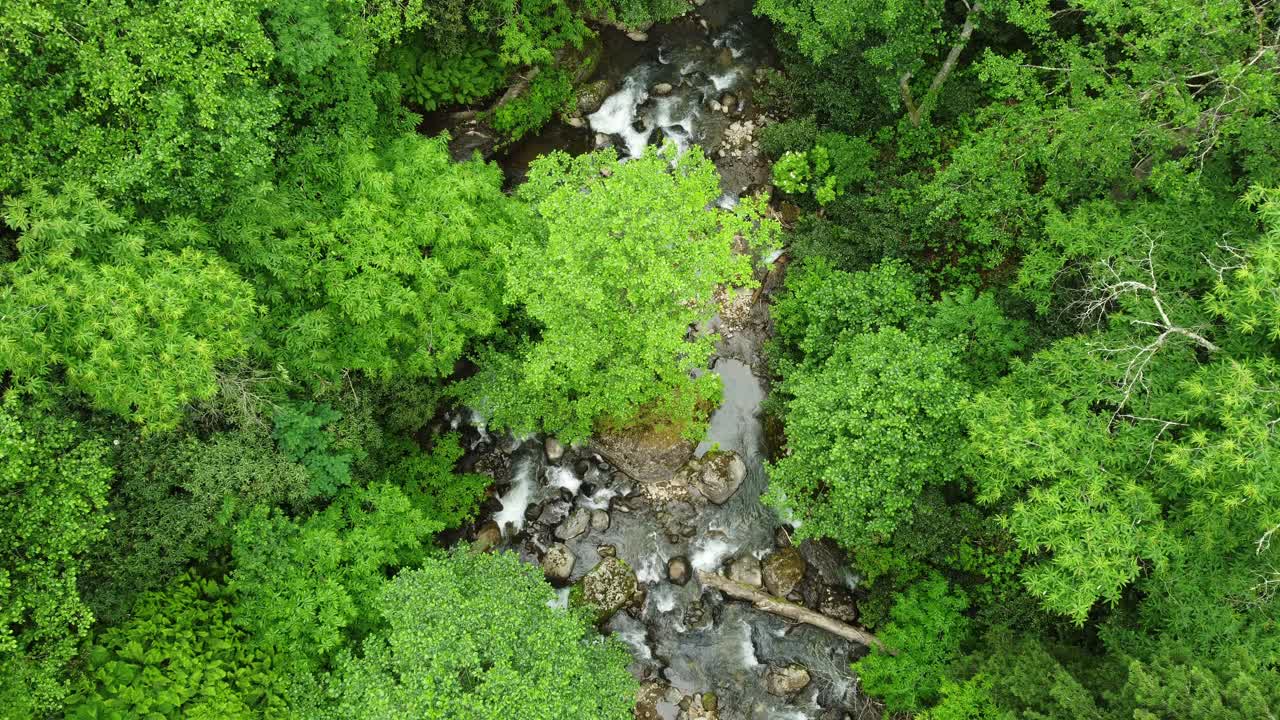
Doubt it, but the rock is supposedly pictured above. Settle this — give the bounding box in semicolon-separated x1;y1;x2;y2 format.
635;682;677;720
577;78;612;115
652;82;674;96
595;132;612;147
580;556;639;622
626;31;649;42
685;450;747;505
542;543;576;583
709;100;723;112
702;693;718;712
472;521;502;553
598;544;617;558
555;507;591;540
566;116;585;128
668;556;691;585
766;664;811;696
591;509;611;531
818;585;859;624
716;47;733;67
720;93;737;113
545;437;565;461
727;554;762;587
762;547;807;597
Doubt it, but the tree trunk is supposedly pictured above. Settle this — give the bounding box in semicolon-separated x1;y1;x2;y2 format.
697;571;893;654
901;1;984;126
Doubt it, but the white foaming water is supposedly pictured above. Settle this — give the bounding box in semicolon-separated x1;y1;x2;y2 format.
494;459;536;535
739;620;760;667
582;486;618;510
546;465;582;494
588;76;655;158
651;584;677;613
691;536;736;572
709;68;741;92
636;549;665;584
615;624;654;661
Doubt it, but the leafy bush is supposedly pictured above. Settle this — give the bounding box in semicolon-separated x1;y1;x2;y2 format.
229;484;432;668
771;133;873;205
0;398;112;715
273;401;356;497
759;116;820;157
65;573;292;720
856;574;971;714
381;433;490;529
324;551;637;719
392;40;507;111
489;68;575;142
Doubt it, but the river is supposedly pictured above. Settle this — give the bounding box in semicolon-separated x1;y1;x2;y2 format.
453;3;875;718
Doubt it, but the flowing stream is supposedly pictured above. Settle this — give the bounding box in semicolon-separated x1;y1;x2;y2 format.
456;3;872;718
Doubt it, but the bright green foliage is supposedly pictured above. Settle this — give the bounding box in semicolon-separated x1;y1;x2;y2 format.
919;675;1010;720
222;135;524;383
273;402;356;497
467;146;776;441
0;398;112;715
0;0;279;211
768;328;967;545
964;338;1174;623
228;484;431;667
770;258;925;373
771;133;873;205
324;551;637;720
856;574;971;714
1;185;255;428
1206;186;1280;349
65;573;292;720
382;434;490;529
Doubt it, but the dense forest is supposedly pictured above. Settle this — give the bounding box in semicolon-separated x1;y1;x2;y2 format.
1;0;1278;718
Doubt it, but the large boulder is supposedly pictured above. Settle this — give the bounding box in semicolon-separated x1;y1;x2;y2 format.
727;554;762;587
555;507;591;540
576;79;613;115
542;543;576;583
762;546;806;597
579;556;640;622
765;664;811;696
683;450;747;505
544;436;566;461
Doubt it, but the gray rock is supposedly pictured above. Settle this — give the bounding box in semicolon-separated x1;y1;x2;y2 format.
762;546;806;597
684;450;747;505
577;79;612;115
545;436;565;461
727;554;762;587
542;543;576;582
652;82;674;96
566;116;585;128
555;507;591;540
720;93;737;113
668;556;691;585
765;664;811;696
591;509;611;531
580;556;639;621
818;585;859;624
626;31;649;42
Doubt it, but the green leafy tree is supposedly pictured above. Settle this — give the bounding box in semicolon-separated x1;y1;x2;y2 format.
0;397;112;715
219;135;523;384
1;184;256;428
768;327;968;547
324;550;637;720
273;402;356;497
466;145;777;441
65;573;295;720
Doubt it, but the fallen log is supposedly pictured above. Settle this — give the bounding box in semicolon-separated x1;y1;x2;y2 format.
696;570;894;654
